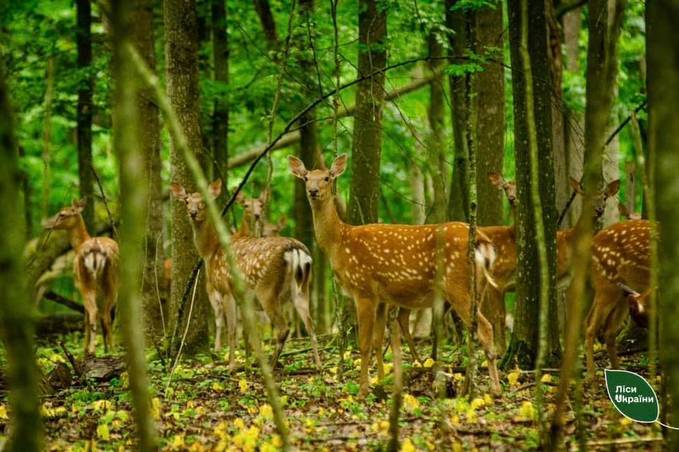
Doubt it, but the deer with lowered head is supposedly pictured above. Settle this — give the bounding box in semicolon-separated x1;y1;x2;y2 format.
171;180;321;368
43;200;119;356
289;154;501;396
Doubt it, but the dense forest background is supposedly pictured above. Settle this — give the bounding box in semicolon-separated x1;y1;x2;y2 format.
1;0;678;450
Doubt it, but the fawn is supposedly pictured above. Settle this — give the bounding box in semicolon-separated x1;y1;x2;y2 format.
171;181;321;368
289;154;501;395
43;200;119;356
585;218;653;378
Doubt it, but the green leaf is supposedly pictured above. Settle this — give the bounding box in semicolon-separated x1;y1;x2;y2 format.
605;369;659;423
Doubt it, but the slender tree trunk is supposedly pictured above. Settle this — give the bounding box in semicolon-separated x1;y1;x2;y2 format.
549;0;626;446
164;0;210;353
0;61;44;452
505;0;559;369
76;0;95;228
446;0;470;221
112;1;158;449
212;0;229;186
474;3;504;227
253;0;279;50
648;0;679;446
133;0;164;341
347;0;387;225
425;33;448;224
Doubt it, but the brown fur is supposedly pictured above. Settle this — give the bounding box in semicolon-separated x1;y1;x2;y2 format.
289;154;501;396
44;200;119;356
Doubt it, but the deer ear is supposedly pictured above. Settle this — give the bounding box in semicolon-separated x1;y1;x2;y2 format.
288;156;308;179
73;198;86;212
569;177;584;195
170;183;187;200
209;179;222;198
259;189;269;205
605;179;621;197
488;172;503;188
330;154;348;178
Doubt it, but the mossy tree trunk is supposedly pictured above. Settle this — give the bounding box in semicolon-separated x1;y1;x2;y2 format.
347;0;387;225
506;0;559;369
0;59;44;452
164;0;210;353
648;0;679;446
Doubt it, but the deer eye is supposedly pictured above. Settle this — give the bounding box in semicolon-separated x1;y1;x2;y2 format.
303;176;308;182
324;177;330;182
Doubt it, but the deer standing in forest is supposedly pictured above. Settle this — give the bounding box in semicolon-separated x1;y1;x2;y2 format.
171;181;321;368
43;200;119;357
585;219;653;378
289;154;501;396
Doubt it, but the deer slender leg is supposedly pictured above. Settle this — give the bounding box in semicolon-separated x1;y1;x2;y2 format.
102;285;117;353
207;286;225;352
372;303;387;380
397;308;422;364
355;297;378;397
291;289;321;368
585;283;619;379
604;296;628;370
223;292;238;370
82;288;98;357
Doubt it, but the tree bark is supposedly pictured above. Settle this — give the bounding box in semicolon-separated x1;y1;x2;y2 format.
76;0;95;228
112;1;158;449
0;60;44;452
506;0;560;369
253;0;279;50
425;33;448;224
164;0;210;353
648;0;679;446
446;1;470;221
133;0;165;341
474;3;504;226
347;0;387;225
212;0;229;186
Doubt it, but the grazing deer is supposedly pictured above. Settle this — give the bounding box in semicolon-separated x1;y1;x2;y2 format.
289;154;501;395
585;219;652;378
171;181;321;368
43;200;119;356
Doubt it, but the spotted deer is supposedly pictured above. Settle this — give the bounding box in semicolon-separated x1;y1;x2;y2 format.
618;283;651;329
289;154;501;395
171;181;321;368
585;219;653;378
43;200;119;356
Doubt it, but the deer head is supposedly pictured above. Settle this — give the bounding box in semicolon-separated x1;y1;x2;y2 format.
236;190;270;236
43;199;87;230
263;216;288;237
488;172;517;208
170;180;222;224
569;177;620;219
288;154;348;203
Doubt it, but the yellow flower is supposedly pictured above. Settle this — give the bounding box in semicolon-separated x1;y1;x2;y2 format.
91;400;112;412
470;397;485;410
168;434;185;450
233;418;246;431
239;379;249;393
540;373;553;384
507;369;521;387
97;424;110;441
423;358;435;368
403;394;420;413
401;437;416;452
212;381;225;392
518;401;535;421
151;398;161;420
259;404;273;420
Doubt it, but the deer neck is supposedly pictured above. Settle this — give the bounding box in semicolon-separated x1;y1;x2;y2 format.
192;218;220;259
309;195;344;254
68;215;91;250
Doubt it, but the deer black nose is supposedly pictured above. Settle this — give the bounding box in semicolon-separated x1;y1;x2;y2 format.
308;189;319;198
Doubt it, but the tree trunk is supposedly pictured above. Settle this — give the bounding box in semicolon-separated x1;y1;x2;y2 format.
164;0;210;353
648;0;679;445
212;0;229;186
474;3;505;227
550;0;626;444
425;33;448;224
506;0;560;369
446;0;470;222
253;0;279;50
133;0;165;342
347;0;387;225
0;60;44;452
76;0;94;228
112;1;159;448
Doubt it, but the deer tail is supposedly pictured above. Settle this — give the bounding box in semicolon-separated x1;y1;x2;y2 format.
474;238;498;289
81;240;110;278
284;248;313;300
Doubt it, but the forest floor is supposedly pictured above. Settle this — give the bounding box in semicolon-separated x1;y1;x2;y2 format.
0;331;663;451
